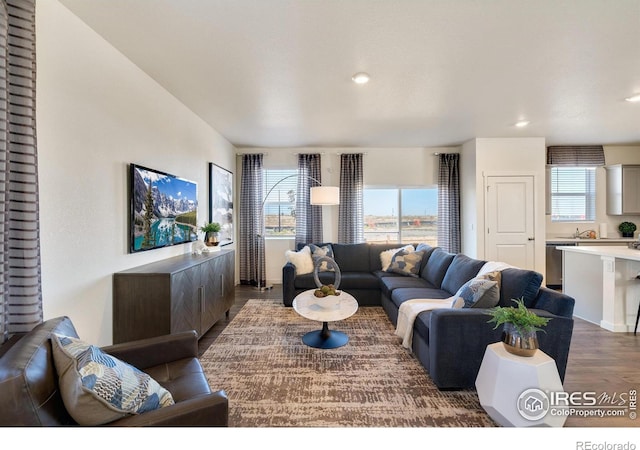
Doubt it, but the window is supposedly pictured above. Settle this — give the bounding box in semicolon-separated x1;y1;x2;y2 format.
363;188;438;245
549;167;596;222
263;169;297;237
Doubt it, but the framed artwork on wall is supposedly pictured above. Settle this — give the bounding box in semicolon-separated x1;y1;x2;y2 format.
209;163;233;246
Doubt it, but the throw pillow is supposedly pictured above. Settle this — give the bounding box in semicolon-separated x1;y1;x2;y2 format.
308;244;335;272
454;277;500;309
380;245;415;271
51;333;174;426
285;245;314;275
415;243;433;253
386;250;425;277
479;270;502;288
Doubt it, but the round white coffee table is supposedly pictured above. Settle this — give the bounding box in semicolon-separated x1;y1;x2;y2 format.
292;289;358;349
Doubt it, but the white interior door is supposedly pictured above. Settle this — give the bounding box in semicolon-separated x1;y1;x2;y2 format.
485;176;535;269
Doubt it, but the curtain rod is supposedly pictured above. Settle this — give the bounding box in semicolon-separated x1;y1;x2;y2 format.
236;151;369;156
285;152;368;156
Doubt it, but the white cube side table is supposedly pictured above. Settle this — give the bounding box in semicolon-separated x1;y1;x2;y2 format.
475;342;567;427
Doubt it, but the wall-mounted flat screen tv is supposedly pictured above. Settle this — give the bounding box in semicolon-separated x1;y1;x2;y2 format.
130;164;198;253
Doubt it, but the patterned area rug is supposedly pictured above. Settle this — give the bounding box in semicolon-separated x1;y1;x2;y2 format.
200;299;495;427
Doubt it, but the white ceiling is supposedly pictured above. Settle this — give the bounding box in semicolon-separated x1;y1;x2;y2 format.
59;0;640;149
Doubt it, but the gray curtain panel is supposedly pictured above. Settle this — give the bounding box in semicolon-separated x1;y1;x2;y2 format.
437;153;461;254
0;0;41;344
239;154;264;286
338;153;364;244
295;154;323;246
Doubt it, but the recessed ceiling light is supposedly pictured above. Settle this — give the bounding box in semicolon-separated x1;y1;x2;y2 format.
352;72;370;84
515;120;530;128
625;93;640;102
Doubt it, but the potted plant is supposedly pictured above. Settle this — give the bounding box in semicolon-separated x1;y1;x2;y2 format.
486;298;551;357
618;221;636;238
200;222;221;246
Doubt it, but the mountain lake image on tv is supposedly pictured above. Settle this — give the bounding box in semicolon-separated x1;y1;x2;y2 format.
130;164;198;253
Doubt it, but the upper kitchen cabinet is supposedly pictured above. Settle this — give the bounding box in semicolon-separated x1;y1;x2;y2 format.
605;164;640;215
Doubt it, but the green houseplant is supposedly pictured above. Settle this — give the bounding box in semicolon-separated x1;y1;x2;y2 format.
487;298;551;357
200;222;221;246
618;221;636;238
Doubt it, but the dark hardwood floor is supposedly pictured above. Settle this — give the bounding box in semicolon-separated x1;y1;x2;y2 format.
197;285;255;355
199;284;640;428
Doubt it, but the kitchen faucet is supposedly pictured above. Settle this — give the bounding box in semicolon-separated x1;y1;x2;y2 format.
574;228;596;238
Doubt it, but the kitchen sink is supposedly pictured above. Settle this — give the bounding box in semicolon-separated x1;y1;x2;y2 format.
557;236;596;240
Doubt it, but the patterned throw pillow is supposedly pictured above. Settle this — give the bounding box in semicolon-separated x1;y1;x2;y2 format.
51;333;175;426
479;270;502;290
386;250;425;277
309;244;335;272
380;245;415;271
285;245;314;275
454;277;500;308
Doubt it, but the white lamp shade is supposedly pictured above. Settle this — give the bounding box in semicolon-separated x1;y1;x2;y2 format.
310;186;340;205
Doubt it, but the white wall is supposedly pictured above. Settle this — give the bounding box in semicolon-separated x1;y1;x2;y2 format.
36;0;236;346
461;138;547;276
460;140;478;257
546;145;640;239
237;146;457;284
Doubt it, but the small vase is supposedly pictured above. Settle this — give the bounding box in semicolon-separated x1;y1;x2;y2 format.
502;323;538;357
205;232;219;247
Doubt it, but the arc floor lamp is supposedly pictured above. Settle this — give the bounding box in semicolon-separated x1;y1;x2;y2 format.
257;174;339;291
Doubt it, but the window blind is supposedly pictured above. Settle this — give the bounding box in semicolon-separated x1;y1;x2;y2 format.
263;169;297;235
550;167;596;222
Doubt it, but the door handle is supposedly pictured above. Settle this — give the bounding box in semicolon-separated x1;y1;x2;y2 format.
528;237;535;241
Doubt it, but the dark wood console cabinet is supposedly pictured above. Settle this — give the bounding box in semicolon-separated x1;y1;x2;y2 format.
113;249;235;344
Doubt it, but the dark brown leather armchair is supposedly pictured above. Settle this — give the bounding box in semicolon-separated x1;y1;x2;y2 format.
0;316;228;426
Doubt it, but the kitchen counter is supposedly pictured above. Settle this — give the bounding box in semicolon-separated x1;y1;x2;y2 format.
545;239;635;288
546;237;635;244
556;245;640;261
558;245;640;332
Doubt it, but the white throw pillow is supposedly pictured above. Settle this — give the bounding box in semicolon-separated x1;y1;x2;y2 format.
285;246;314;275
380;245;415;271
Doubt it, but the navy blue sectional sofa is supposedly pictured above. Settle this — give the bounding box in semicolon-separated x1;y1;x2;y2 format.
282;242;575;390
